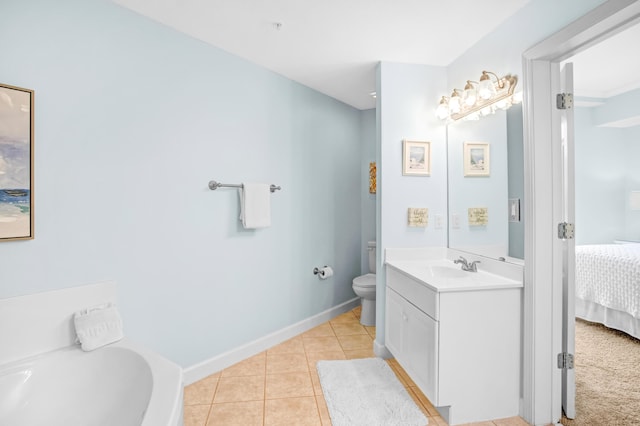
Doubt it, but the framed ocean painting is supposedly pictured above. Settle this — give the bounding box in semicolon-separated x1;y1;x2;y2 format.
402;140;431;176
463;141;490;177
0;83;34;241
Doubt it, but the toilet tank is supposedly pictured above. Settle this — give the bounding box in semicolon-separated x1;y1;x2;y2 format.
367;241;376;273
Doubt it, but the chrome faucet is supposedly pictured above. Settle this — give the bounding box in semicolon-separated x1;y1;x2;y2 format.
453;256;481;272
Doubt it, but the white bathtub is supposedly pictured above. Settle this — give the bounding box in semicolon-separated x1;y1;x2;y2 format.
0;339;183;426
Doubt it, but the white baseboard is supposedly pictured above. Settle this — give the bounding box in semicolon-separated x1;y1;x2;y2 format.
183;297;361;385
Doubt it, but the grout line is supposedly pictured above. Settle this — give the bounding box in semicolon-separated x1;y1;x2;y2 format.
262;350;267;426
303;337;315;397
184;308;457;426
202;376;220;426
313;394;324;426
209;377;218;405
203;403;213;426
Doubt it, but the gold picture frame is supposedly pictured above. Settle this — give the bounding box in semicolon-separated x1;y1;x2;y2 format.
0;83;34;241
369;162;376;194
402;140;431;176
463;142;490;177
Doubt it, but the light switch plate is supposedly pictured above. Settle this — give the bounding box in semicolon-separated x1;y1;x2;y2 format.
508;198;521;222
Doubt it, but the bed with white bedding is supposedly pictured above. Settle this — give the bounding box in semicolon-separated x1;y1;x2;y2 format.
575;243;640;339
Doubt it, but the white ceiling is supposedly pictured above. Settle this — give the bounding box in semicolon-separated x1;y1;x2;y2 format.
112;0;533;110
569;23;640;99
112;1;640;110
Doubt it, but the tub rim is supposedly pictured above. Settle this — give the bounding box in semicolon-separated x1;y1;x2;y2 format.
109;339;184;426
0;338;183;426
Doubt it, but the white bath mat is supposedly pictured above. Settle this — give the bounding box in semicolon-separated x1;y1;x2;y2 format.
316;358;428;426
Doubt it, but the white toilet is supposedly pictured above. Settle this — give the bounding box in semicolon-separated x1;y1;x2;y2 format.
352;241;376;326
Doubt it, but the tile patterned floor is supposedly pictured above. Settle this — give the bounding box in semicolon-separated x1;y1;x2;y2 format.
184;306;530;426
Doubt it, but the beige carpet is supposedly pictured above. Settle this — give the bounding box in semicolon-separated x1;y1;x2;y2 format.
561;319;640;425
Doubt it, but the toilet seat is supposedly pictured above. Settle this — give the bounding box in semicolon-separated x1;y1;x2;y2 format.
353;273;376;289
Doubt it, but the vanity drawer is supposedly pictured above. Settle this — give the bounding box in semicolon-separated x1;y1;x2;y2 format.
387;267;439;320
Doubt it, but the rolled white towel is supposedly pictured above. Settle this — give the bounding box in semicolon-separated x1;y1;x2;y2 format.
74;303;123;351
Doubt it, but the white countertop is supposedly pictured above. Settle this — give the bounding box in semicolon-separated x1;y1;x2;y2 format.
386;259;523;292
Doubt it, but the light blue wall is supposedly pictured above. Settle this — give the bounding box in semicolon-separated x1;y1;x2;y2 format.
447;0;606;87
444;0;606;259
360;109;376;273
593;88;640;126
507;105;525;259
373;0;607;352
447;112;509;256
575;107;640;244
625;126;640;239
0;0;370;367
378;63;448;251
0;0;612;369
376;62;448;346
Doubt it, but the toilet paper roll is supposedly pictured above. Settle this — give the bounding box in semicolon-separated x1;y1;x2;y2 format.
318;266;334;280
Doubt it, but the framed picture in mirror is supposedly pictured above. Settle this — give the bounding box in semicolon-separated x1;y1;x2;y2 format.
402;140;431;176
463;142;490;177
0;83;34;241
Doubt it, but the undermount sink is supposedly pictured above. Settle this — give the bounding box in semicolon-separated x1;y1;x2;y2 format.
426;265;470;279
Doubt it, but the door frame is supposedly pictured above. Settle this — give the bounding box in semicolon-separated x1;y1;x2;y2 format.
521;1;640;424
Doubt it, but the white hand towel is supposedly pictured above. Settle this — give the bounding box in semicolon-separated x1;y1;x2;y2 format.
74;303;123;351
240;183;271;229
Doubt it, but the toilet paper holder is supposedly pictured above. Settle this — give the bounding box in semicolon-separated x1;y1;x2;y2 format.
313;266;334;279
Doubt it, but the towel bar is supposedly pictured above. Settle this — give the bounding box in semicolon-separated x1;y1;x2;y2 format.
208;180;281;193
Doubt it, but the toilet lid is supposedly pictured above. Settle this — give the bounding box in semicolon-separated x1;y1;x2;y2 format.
353;273;376;289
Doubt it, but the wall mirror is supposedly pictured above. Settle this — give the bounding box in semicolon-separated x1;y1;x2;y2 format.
446;104;524;262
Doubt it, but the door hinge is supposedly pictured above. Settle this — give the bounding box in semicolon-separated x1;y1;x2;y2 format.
556;93;573;110
558;222;575;239
558;352;574;369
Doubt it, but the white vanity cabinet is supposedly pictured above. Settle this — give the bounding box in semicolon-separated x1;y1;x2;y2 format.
385;264;522;425
386;286;439;400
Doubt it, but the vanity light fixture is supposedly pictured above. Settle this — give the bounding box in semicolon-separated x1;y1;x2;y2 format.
448;89;462;114
437;70;519;122
436;96;449;120
463;81;477;106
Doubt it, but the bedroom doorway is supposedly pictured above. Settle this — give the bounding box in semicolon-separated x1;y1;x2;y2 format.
521;1;640;424
558;19;640;425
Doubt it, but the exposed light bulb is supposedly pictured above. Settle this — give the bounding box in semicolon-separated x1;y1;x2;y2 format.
436;97;449;120
478;81;493;100
449;91;461;114
478;72;497;100
464;91;476;106
479;105;492;116
496;97;511;110
449;98;460;114
463;81;477;106
512;91;523;104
